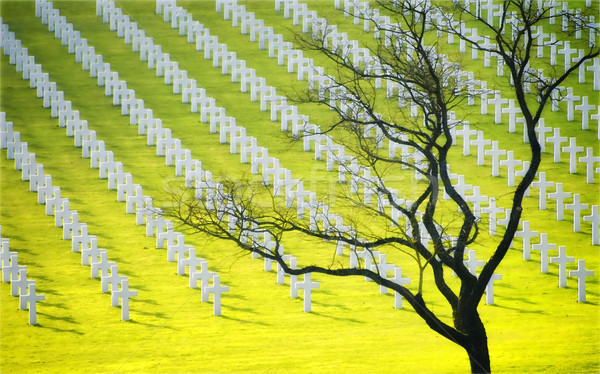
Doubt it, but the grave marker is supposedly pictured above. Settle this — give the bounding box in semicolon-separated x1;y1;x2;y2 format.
531;233;556;273
569;259;594;303
561;137;583;174
391;267;410;309
190;260;215;292
582;205;600;245
531;172;553;210
111;278;138;321
2;254;22;283
463;250;484;276
515;221;539;260
578;147;600;183
565;194;589;232
549;246;575;288
484;141;506;177
295;272;319;312
548;183;571;221
205;275;229;316
485;273;502;305
101;265;125;293
10;268;32;297
19;281;45;325
546;128;567;163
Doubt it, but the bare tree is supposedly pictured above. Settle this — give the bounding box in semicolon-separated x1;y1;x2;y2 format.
166;1;598;373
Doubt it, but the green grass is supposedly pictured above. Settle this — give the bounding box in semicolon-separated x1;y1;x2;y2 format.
0;1;598;373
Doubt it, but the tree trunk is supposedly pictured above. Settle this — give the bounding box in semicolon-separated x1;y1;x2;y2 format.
464;312;491;374
466;339;491;374
454;305;491;374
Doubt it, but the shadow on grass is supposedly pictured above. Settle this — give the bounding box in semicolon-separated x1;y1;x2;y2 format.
218;314;271;326
123;319;177;329
133;297;160;305
38;311;80;324
490;303;548;315
130;308;169;320
28;274;53;283
221;302;259;315
36;287;62;296
308;310;363;323
40;301;69;310
36;322;85;335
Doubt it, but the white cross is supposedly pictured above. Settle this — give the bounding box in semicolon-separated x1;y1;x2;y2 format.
501;99;522;133
90;249;111;279
485;273;502;305
470;131;491;166
289;257;298;298
569;259;595;303
167;240;191;263
487;91;508;124
10;268;32;297
466;186;488;217
376;253;396;294
515;221;539;260
531;172;553;210
531;233;556;273
547;183;571;221
534;26;549;58
205;275;229;316
481;197;504;235
2;254;23;283
463;249;485;276
391;267;410;309
19;281;45;325
178;247;204;276
81;238;103;266
277;254;294;285
557;41;577;73
574;96;596;130
591;106;600;141
549;246;575;288
585;57;600;90
111;278;138;321
561;137;583;174
534;119;552;153
578;147;600;184
500;151;522;187
456;123;477;156
563;88;581;122
295;272;320;312
546;128;567;163
582;205;600;245
191;260;215;293
484;141;506;177
101;265;125;293
565;194;589;233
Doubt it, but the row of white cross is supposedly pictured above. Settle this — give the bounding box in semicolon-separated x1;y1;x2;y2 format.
1;11;230;320
4;0;588;324
0;228;45;325
201;0;600;248
208;0;600;240
165;0;597;299
156;0;597;303
156;0;596;300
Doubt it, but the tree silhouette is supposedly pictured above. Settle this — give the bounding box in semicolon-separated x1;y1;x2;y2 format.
166;1;598;372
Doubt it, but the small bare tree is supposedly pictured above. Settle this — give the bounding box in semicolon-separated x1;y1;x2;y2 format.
166;1;598;372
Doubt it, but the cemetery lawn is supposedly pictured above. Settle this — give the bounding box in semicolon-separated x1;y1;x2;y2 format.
1;1;599;373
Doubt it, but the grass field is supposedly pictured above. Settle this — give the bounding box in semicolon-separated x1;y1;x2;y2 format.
1;1;599;373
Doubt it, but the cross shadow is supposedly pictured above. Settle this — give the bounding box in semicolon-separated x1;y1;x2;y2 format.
308;310;362;323
35;323;84;335
37;311;80;325
218;314;270;326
